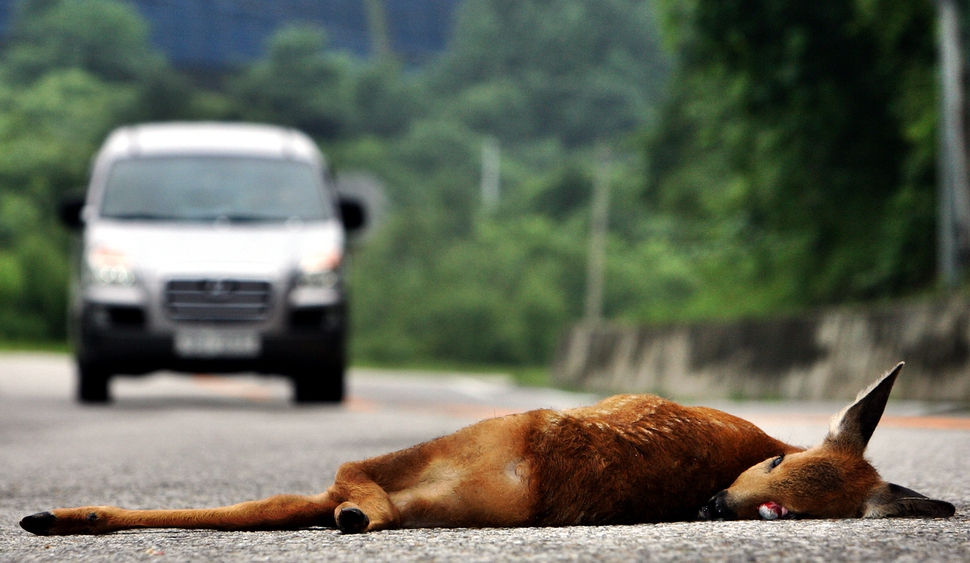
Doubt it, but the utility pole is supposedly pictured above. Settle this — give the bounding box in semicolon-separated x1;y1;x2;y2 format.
481;137;501;211
936;0;970;287
365;0;392;62
584;144;612;324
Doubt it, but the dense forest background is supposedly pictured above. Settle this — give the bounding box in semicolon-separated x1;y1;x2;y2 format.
0;0;944;368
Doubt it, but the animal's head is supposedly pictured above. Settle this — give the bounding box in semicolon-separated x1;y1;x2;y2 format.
699;363;955;521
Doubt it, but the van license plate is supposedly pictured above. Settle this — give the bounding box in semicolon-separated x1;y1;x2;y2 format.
174;330;261;358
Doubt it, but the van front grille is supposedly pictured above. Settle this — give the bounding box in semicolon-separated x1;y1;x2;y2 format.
165;279;271;322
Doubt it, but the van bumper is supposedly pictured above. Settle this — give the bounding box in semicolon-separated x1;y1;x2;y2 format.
74;302;346;376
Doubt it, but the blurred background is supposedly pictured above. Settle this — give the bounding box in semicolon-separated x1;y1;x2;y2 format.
0;0;961;389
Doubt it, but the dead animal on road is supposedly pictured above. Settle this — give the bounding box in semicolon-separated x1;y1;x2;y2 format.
20;362;955;535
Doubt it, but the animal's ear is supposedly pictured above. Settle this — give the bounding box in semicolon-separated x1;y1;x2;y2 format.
824;362;903;453
863;483;956;518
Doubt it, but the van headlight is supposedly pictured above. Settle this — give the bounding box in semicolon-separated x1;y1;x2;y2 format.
297;251;341;289
86;246;136;287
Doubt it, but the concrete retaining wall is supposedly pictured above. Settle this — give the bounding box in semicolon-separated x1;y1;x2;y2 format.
551;296;970;401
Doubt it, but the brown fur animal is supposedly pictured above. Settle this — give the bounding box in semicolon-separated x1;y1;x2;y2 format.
19;363;954;536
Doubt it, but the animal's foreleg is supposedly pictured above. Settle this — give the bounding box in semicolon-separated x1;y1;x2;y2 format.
20;493;337;536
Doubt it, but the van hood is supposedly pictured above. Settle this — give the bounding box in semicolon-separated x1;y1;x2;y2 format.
85;220;344;279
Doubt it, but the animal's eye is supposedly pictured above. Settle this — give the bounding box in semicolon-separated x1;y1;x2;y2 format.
768;455;784;471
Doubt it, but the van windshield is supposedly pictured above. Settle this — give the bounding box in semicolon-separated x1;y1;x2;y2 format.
100;157;333;222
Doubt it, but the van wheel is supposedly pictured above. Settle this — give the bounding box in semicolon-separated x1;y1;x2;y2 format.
78;361;112;403
292;361;345;404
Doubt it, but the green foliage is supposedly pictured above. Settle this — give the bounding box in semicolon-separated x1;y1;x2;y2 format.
5;0;201;124
351;212;586;365
231;25;423;140
0;193;67;339
0;0;154;340
230;26;353;139
0;0;942;372
6;0;162;84
347;60;425;137
430;0;669;146
343;141;683;366
644;0;939;314
0;68;138;195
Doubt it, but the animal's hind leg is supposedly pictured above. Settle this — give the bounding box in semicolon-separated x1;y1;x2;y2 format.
327;460;401;533
20;493;338;535
324;413;538;533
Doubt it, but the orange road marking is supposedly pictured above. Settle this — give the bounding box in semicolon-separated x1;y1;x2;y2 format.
746;413;970;431
344;396;379;412
191;374;276;402
185;375;970;431
872;415;970;431
355;403;970;430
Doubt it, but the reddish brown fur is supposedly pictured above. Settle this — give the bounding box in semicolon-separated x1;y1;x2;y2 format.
528;396;796;525
719;446;882;519
18;365;955;536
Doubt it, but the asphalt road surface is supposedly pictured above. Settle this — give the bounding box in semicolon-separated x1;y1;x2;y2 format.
1;353;969;562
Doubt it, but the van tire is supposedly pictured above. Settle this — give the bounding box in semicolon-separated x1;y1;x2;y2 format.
78;361;111;403
292;361;345;404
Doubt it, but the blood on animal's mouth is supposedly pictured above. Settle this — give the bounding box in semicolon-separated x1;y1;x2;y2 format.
758;502;790;520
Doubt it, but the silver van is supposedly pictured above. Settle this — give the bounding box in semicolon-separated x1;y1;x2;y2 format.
59;122;364;403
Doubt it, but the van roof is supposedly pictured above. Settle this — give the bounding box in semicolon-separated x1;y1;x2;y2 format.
98;122;323;164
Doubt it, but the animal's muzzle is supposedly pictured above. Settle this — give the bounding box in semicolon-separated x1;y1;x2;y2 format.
698;490;736;521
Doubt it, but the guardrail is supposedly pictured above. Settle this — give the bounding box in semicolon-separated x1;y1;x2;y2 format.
552;296;970;401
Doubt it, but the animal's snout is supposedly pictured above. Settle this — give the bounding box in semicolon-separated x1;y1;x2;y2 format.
698;490;736;521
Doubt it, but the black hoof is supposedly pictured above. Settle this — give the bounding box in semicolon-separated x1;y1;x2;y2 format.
336;507;369;534
20;512;56;535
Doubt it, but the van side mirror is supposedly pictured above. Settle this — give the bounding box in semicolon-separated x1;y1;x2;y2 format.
58;194;86;231
338;197;366;233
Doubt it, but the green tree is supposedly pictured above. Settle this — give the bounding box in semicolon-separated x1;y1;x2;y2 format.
231;25;354;139
644;0;938;311
430;0;669;146
4;0;196;123
0;68;139;339
5;0;165;84
232;24;426;139
0;68;137;198
350;211;588;365
0;192;69;339
346;60;424;137
0;0;167;340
